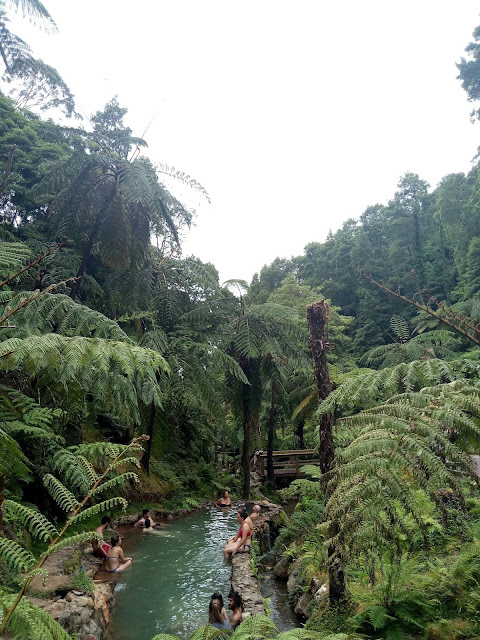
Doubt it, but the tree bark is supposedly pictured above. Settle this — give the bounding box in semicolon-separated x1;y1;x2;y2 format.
0;473;4;535
307;299;346;605
70;213;102;299
267;380;276;483
241;380;252;500
142;403;156;473
295;420;305;449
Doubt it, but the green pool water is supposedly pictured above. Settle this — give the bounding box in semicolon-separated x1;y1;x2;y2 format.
107;507;240;640
107;507;300;640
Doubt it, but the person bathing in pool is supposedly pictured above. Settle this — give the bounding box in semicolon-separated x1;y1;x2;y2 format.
223;507;252;559
214;490;232;507
104;535;132;573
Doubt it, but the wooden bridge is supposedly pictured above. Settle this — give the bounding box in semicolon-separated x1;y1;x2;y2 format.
255;453;480;479
255;449;317;478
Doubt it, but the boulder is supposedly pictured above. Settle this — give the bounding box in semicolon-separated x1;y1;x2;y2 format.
273;556;291;580
294;593;312;621
42;582;114;640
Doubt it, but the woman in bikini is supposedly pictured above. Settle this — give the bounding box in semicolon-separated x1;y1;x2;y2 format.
223;507;252;559
214;491;232;508
104;535;133;573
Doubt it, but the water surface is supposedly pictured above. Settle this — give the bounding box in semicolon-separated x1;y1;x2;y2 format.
108;508;237;640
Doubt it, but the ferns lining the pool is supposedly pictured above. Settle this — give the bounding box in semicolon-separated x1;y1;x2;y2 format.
0;435;146;640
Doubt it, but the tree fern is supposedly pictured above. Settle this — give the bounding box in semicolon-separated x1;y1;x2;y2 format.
0;435;145;637
317;359;459;418
66;497;128;525
43;474;80;512
3;500;58;542
0;590;73;640
0;334;168;424
323;381;480;567
230;615;278;640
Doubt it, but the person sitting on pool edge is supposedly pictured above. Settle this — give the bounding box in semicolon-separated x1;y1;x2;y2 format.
214;490;232;507
223;507;252;559
208;596;233;633
250;504;261;524
104;535;133;573
91;516;112;559
228;590;244;629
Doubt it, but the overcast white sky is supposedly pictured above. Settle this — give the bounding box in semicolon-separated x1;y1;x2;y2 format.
12;1;480;282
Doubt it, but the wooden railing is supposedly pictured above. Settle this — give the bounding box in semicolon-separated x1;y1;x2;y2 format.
255;449;316;478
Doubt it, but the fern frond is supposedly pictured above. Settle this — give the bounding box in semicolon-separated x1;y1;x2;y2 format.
232;615;278;639
90;472;139;496
67;497;128;525
46;532;103;556
189;625;231;640
23;567;48;586
0;538;36;571
43;474;80;512
3;500;58;542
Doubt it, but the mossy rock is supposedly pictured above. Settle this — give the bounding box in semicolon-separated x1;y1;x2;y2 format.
63;548;83;575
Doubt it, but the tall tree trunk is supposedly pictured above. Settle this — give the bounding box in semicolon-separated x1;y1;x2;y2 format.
307;299;346;605
267;380;276;483
295;420;305;449
0;473;4;535
241;380;252;500
70;213;102;299
142;403;156;473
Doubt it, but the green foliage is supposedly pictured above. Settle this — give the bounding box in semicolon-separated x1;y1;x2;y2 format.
70;569;94;593
0;437;143;638
0;589;73;640
3;500;58;542
0;538;36;571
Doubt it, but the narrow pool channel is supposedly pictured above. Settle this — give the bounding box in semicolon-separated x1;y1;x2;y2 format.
106;507;299;640
107;508;241;640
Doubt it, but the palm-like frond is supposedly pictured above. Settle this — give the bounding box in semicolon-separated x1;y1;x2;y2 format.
0;334;168;423
0;590;72;640
325;380;480;563
317;359;458;418
231;615;278;640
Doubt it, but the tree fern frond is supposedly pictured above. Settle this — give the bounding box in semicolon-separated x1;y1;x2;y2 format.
43;474;80;512
46;532;103;556
0;538;36;571
90;472;139;496
67;497;128;525
0;241;31;280
231;614;278;639
3;500;58;541
23;567;48;586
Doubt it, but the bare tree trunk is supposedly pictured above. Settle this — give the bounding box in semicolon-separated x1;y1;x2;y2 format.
0;473;4;535
241;381;252;500
267;380;276;483
295;420;305;449
143;403;155;473
307;299;346;605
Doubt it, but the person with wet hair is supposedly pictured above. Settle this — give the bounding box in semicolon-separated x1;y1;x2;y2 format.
104;535;132;573
210;592;229;621
228;590;244;629
223;507;252;559
208;597;233;632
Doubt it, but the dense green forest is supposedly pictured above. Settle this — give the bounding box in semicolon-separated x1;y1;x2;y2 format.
4;2;480;639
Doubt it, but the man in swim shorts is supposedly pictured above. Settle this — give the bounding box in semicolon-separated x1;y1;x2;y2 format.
92;516;112;559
